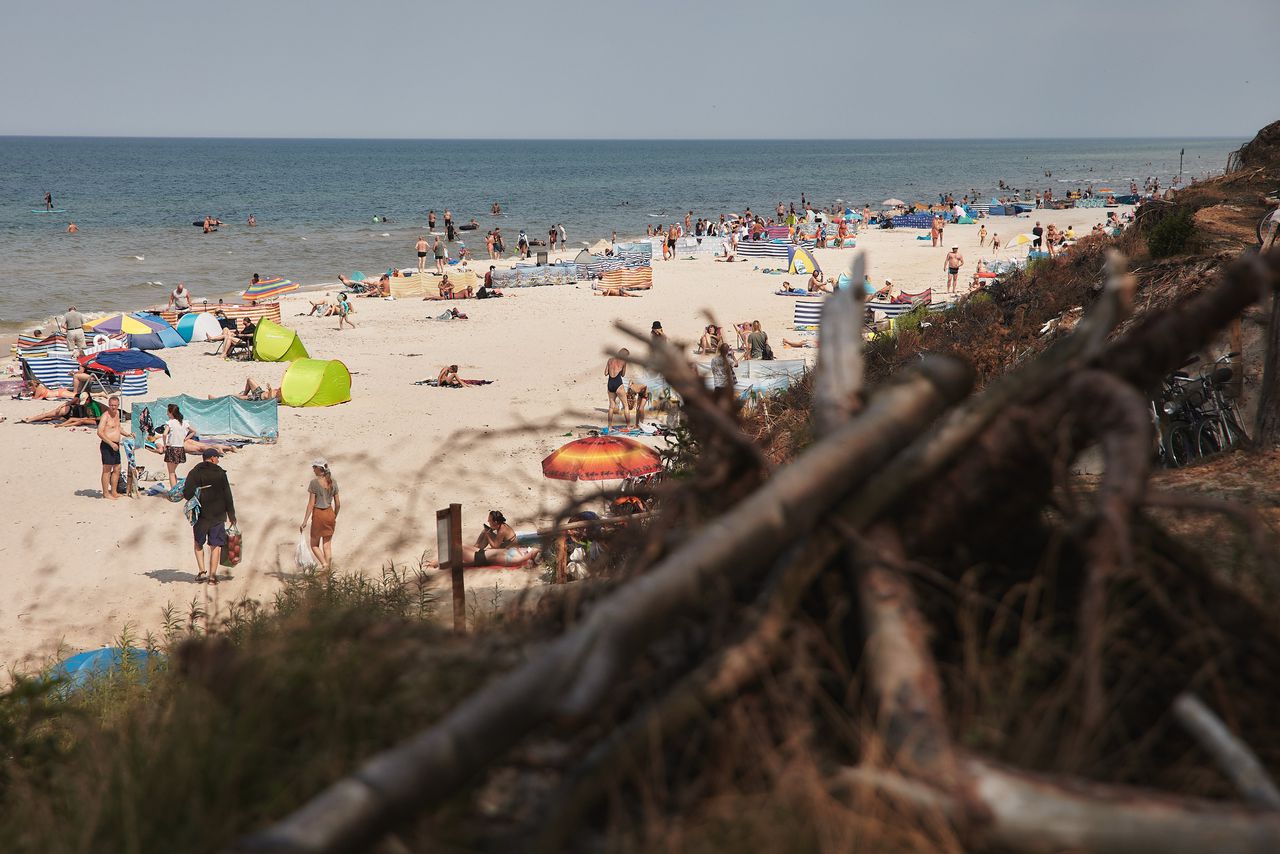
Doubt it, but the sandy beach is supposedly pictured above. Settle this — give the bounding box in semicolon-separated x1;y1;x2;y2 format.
0;205;1125;673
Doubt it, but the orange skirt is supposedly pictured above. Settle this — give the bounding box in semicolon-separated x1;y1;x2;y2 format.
310;506;336;544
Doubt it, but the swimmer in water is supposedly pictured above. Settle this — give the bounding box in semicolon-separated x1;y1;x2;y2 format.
66;222;78;233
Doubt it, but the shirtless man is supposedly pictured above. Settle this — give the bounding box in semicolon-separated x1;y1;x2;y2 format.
807;270;831;293
66;222;79;233
96;395;132;500
930;215;941;247
416;235;428;273
438;365;463;387
943;247;964;294
978;224;987;247
606;349;628;428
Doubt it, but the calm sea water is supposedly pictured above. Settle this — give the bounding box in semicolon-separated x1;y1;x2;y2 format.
0;137;1240;330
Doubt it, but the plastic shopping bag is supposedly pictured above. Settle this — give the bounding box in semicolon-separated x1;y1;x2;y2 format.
220;525;243;568
295;532;319;570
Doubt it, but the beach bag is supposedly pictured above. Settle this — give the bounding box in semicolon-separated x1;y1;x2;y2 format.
221;525;242;568
761;341;775;361
295;532;319;570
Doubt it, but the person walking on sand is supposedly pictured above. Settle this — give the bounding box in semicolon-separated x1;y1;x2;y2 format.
991;233;1002;255
161;403;193;489
979;224;987;247
96;395;132;500
606;349;628;429
416;235;428;274
930;215;941;247
300;458;340;572
557;223;567;250
943;246;964;294
183;448;236;583
336;291;355;330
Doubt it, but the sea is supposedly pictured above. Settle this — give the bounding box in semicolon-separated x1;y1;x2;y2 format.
0;136;1243;332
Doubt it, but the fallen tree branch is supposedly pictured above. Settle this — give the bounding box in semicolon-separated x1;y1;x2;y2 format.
1173;692;1280;810
835;754;1280;854
232;357;973;854
851;525;959;788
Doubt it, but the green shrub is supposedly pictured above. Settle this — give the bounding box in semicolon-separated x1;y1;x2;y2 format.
1147;207;1195;257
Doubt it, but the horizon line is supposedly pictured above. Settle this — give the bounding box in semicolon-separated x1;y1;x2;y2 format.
0;134;1246;143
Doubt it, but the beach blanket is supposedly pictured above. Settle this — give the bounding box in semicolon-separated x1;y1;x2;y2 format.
431;310;469;321
413;379;494;387
774;288;811;297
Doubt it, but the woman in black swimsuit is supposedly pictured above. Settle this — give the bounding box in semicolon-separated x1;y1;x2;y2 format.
606;349;628;429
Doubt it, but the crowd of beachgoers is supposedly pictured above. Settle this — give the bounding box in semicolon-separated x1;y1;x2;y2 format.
0;181;1143;670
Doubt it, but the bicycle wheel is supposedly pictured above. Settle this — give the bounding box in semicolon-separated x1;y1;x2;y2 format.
1196;419;1224;457
1162;423;1194;467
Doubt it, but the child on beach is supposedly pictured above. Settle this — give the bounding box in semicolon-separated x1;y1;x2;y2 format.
336;292;355;330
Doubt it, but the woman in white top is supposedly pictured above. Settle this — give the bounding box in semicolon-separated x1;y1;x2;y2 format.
161;403;193;487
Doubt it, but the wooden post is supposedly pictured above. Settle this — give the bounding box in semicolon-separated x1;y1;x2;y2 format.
555;534;568;584
437;504;465;632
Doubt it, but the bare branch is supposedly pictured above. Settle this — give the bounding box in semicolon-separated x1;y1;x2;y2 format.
1173;693;1280;809
812;253;866;435
232;357;973;854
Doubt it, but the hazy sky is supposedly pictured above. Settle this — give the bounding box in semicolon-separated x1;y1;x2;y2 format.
2;0;1275;139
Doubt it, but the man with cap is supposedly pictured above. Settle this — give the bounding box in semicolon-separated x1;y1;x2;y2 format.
182;447;237;583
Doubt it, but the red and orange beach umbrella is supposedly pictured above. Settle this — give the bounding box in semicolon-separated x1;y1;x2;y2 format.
541;435;662;482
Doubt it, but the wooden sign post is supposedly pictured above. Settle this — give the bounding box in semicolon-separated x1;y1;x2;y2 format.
437;503;465;632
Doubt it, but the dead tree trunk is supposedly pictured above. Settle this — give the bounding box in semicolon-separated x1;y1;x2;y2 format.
1256;291;1280;446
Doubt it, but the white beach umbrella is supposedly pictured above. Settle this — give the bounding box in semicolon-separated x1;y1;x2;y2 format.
881;198;906;207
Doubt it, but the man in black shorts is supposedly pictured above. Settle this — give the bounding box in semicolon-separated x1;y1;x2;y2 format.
182;448;237;583
96;395;131;500
1032;221;1044;250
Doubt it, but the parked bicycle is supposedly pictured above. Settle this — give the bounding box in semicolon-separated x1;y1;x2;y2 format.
1152;353;1247;467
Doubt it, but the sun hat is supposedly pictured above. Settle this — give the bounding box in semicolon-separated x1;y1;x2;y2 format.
311;457;329;469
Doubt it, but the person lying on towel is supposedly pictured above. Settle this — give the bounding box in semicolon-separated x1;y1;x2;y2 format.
426;509;541;568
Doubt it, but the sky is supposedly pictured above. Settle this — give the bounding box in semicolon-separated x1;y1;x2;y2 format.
1;0;1276;139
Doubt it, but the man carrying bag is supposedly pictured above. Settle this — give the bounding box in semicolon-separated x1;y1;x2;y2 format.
182;448;237;584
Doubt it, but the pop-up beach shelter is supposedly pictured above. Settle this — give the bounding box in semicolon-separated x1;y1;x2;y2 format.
281;358;351;407
786;245;821;275
127;313;186;350
176;312;223;343
252;318;309;362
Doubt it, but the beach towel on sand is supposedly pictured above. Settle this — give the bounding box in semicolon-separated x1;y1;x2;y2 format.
413;378;494;387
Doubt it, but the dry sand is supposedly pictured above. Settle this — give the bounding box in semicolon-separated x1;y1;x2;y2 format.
0;206;1123;673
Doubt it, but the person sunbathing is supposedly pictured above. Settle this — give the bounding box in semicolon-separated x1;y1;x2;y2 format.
213;317;256;358
697;324;723;354
782;338;815;348
307;298;339;317
217;377;281;402
358;275;390;297
143;434;239;456
593;285;641;297
424;274;473;300
438;365;464;387
733;321;754;351
20;392;98;426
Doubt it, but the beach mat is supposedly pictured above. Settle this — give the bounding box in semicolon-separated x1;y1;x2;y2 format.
413;379;494;387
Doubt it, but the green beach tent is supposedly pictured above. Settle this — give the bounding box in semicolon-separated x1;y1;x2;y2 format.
252;318;309;363
281;358;351;407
